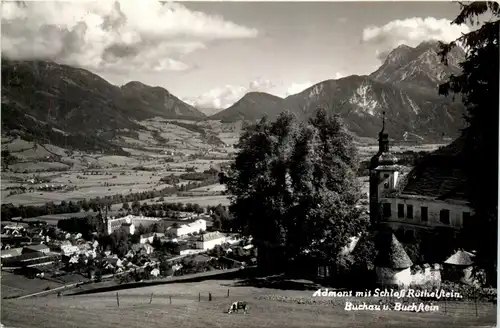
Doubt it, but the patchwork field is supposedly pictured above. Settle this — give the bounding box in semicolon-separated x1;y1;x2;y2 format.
1;279;495;328
1;117;441;214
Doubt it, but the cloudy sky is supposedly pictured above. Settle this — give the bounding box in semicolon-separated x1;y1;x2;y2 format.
2;1;469;114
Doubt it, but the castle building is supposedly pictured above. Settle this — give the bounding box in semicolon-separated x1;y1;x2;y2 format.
368;113;472;240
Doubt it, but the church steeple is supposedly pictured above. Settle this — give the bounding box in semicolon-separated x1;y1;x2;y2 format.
378;111;389;153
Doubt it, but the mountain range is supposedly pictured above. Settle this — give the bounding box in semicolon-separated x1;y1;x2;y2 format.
211;41;466;142
1;40;466;154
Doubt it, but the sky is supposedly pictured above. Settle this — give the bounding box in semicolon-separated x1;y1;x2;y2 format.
1;1;470;114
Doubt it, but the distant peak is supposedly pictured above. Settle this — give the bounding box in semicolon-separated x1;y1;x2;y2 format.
121;81;148;89
417;40;440;47
244;91;283;99
395;44;413;51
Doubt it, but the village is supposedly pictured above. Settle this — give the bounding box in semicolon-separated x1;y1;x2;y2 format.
0;211;257;298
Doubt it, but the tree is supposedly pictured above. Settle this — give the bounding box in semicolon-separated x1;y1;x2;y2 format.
94;269;103;282
81;199;90;212
225;110;367;273
212;218;222;230
152;235;162;249
438;2;499;284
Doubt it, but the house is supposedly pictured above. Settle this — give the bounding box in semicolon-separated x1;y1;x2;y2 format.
77;244;96;258
150;268;160;277
368;115;472;239
174;243;192;255
443;250;482;286
105;215;164;235
3;224;25;235
0;247;23;258
23;244;50;254
104;257;123;268
2;251;58;268
121;222;135;235
374;232;413;287
139;232;164;244
132;243;155;255
172;219;207;237
60;244;80;256
195;231;227;250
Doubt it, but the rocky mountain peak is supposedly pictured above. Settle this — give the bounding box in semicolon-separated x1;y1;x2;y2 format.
370;40;465;92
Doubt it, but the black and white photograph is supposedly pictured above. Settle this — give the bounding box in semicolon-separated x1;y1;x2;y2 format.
0;1;498;327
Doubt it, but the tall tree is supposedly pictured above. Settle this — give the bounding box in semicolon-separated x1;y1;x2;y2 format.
438;1;499;283
288;109;366;266
225;110;367;273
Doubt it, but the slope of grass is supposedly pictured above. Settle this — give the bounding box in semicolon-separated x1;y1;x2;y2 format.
1;279;495;328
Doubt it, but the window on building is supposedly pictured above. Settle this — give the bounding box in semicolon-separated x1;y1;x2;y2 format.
440;209;450;225
383;203;392;218
383;174;390;189
397;204;404;218
463;212;472;229
406;204;413;219
421;207;428;222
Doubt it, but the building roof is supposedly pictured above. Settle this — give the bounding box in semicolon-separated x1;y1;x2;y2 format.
374;233;413;269
0;247;23;257
176;219;206;230
199;231;225;242
444;250;475;266
387;138;468;202
110;218;128;228
192;254;211;263
132;243;155;252
140;232;164;239
12;251;53;262
24;244;49;251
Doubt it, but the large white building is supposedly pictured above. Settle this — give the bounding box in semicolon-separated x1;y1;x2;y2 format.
369;116;472;240
195;231;227;250
61;244;80;256
105;215;161;235
171;219;207;237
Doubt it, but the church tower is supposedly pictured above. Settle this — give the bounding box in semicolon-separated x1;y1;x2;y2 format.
369;112;399;226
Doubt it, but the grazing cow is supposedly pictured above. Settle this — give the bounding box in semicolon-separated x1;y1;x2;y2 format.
227;301;248;314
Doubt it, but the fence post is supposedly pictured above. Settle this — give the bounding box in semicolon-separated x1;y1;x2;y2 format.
149;292;153;304
116;292;120;307
170;296;172;304
227;289;230;298
199;292;201;302
209;292;212;301
475;294;478;317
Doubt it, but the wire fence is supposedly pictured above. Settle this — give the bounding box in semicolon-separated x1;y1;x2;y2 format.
379;293;496;317
107;287;496;318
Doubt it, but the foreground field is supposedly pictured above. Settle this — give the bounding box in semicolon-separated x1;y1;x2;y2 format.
1;279;495;328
